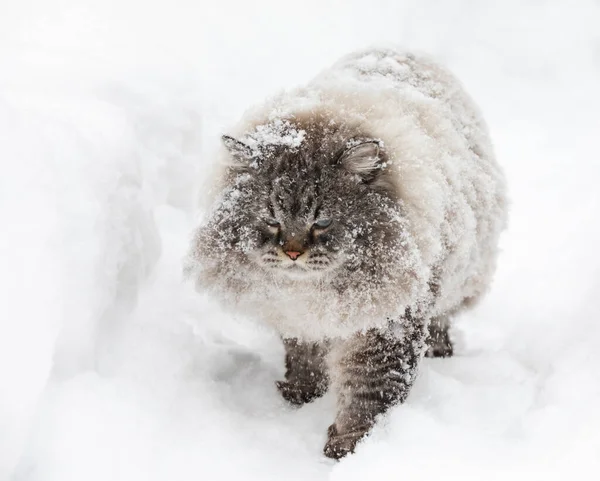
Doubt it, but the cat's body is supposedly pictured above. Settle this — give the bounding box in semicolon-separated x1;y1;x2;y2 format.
187;47;507;458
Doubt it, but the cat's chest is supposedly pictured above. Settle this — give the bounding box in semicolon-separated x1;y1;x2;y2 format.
238;271;397;340
253;280;337;338
264;281;329;316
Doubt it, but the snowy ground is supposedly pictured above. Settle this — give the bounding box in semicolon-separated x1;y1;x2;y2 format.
1;1;600;480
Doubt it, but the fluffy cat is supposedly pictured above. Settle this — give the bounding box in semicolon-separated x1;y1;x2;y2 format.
187;47;508;458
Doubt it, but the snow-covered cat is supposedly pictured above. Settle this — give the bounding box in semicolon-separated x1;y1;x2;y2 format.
187;47;508;458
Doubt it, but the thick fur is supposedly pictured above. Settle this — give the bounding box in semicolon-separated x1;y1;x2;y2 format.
187;47;507;458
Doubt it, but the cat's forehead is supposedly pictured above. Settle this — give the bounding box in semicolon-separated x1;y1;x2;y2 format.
240;119;356;215
266;155;327;216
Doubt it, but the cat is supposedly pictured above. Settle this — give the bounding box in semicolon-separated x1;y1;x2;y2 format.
186;47;508;458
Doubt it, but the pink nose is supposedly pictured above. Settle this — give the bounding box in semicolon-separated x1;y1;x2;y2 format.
285;251;302;260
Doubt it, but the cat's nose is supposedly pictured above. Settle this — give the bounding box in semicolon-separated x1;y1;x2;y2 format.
285;251;303;261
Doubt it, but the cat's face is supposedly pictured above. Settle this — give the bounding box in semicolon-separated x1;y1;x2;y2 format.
203;127;399;282
245;162;351;279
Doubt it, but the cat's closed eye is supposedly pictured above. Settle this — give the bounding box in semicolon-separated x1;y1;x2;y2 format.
264;218;280;228
313;219;333;229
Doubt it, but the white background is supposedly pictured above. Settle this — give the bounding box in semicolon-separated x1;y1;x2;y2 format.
1;1;599;480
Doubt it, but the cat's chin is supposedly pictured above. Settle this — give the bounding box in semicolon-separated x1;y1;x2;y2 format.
267;264;329;281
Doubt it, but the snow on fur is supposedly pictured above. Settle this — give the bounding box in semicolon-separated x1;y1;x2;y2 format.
188;47;508;340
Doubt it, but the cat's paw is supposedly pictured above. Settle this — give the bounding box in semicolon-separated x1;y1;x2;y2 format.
275;381;317;406
276;380;322;406
275;380;306;405
426;321;454;358
323;424;368;460
425;341;453;358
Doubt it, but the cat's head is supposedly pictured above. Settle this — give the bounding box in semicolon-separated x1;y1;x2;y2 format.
201;121;401;282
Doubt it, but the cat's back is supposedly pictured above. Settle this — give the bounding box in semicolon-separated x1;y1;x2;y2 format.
312;47;455;98
310;47;490;151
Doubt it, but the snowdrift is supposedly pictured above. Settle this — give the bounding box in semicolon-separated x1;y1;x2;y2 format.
1;1;599;480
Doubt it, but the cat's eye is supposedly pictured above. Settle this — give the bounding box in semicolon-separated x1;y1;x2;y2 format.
313;218;333;229
265;218;280;228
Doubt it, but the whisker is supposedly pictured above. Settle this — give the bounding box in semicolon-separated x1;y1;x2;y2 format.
263;259;282;264
307;260;331;265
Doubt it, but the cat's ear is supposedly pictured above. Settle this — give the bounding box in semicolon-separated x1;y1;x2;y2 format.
338;141;385;181
222;135;253;162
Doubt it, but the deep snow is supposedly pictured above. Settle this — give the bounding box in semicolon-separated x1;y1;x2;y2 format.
1;1;599;480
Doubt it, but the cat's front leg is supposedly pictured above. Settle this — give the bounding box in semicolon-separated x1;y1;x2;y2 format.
276;338;330;406
324;317;428;459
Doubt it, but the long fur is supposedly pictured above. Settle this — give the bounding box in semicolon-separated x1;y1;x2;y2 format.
187;47;508;341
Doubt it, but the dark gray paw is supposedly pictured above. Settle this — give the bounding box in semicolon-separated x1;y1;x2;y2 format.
425;339;454;358
323;424;369;460
276;380;324;406
425;326;454;358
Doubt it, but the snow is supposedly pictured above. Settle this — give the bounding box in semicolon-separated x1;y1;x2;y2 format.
1;1;599;480
249;119;307;151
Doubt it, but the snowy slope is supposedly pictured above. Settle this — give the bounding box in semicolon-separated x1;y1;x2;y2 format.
1;1;599;480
